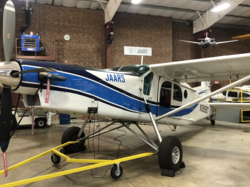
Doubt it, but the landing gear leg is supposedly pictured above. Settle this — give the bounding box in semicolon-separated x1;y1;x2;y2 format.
140;89;184;177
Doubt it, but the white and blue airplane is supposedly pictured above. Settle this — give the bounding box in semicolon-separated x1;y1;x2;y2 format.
2;0;250;178
180;32;238;48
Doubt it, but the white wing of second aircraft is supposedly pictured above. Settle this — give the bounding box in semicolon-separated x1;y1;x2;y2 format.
215;40;238;44
149;53;250;82
210;103;250;110
179;40;200;44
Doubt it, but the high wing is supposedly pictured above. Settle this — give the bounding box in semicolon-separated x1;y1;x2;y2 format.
149;53;250;82
215;40;238;44
210;103;250;110
179;40;200;44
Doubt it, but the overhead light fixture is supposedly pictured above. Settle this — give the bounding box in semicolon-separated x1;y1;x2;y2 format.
211;3;230;12
132;0;141;4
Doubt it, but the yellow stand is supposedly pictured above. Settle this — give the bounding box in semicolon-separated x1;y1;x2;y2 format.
0;141;154;187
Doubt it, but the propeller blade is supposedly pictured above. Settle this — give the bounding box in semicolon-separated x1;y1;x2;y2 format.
0;87;12;177
0;87;12;153
45;79;50;103
12;68;56;76
3;0;16;63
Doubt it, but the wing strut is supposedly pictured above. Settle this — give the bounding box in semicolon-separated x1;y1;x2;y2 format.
155;75;250;121
140;89;162;143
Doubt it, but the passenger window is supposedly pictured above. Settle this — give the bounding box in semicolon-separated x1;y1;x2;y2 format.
173;84;182;102
228;91;237;97
222;91;227;96
160;81;172;108
143;72;154;95
184;90;188;99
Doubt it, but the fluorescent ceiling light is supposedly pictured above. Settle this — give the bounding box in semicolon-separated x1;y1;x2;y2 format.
132;0;141;4
211;3;230;12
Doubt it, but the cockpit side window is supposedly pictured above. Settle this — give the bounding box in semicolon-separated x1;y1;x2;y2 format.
143;72;154;95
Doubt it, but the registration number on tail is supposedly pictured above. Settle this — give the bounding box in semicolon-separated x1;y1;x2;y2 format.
200;104;208;113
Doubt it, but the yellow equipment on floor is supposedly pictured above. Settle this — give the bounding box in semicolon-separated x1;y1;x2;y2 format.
0;141;154;187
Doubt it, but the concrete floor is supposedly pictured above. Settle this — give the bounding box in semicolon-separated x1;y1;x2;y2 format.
1;119;250;187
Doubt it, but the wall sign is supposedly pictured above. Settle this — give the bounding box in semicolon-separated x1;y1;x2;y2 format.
124;46;152;56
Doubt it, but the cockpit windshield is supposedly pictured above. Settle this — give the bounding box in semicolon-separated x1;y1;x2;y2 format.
110;65;150;76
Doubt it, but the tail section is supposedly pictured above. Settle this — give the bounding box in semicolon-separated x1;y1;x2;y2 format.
193;81;211;96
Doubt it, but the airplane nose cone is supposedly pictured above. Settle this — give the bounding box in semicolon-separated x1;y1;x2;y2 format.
0;61;21;90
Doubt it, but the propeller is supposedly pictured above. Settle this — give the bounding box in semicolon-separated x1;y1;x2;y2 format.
0;0;16;177
0;1;66;177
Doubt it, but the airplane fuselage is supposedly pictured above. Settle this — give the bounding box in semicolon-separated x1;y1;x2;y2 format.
7;60;212;126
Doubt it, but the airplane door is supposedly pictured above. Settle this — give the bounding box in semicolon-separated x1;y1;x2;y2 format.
157;78;172;116
157;78;183;116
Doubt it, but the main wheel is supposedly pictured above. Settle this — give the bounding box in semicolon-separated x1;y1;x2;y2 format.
110;164;123;180
35;118;47;128
158;136;183;171
61;126;86;154
51;154;61;165
210;119;215;125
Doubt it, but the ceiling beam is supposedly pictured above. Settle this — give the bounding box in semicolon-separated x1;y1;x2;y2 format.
103;0;122;23
193;0;250;8
193;0;245;33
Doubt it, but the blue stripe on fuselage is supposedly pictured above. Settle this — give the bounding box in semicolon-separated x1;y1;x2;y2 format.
19;60;158;106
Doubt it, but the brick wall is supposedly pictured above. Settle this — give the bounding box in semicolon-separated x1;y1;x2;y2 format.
0;1;106;68
172;23;196;61
111;13;172;68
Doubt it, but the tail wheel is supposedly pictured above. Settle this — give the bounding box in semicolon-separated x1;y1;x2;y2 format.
210;119;215;125
158;136;183;171
61;126;86;154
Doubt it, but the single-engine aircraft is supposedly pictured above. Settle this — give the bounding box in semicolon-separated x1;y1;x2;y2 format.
2;0;250;179
180;32;238;48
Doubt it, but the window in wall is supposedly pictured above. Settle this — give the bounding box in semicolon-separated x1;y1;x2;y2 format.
143;72;154;95
228;91;238;97
173;84;182;102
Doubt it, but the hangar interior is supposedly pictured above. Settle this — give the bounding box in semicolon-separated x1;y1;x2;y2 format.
1;0;250;186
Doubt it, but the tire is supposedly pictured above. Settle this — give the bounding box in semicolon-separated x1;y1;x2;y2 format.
35;118;47;128
110;164;123;180
51;154;61;165
210;119;215;125
158;136;183;171
61;126;85;154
